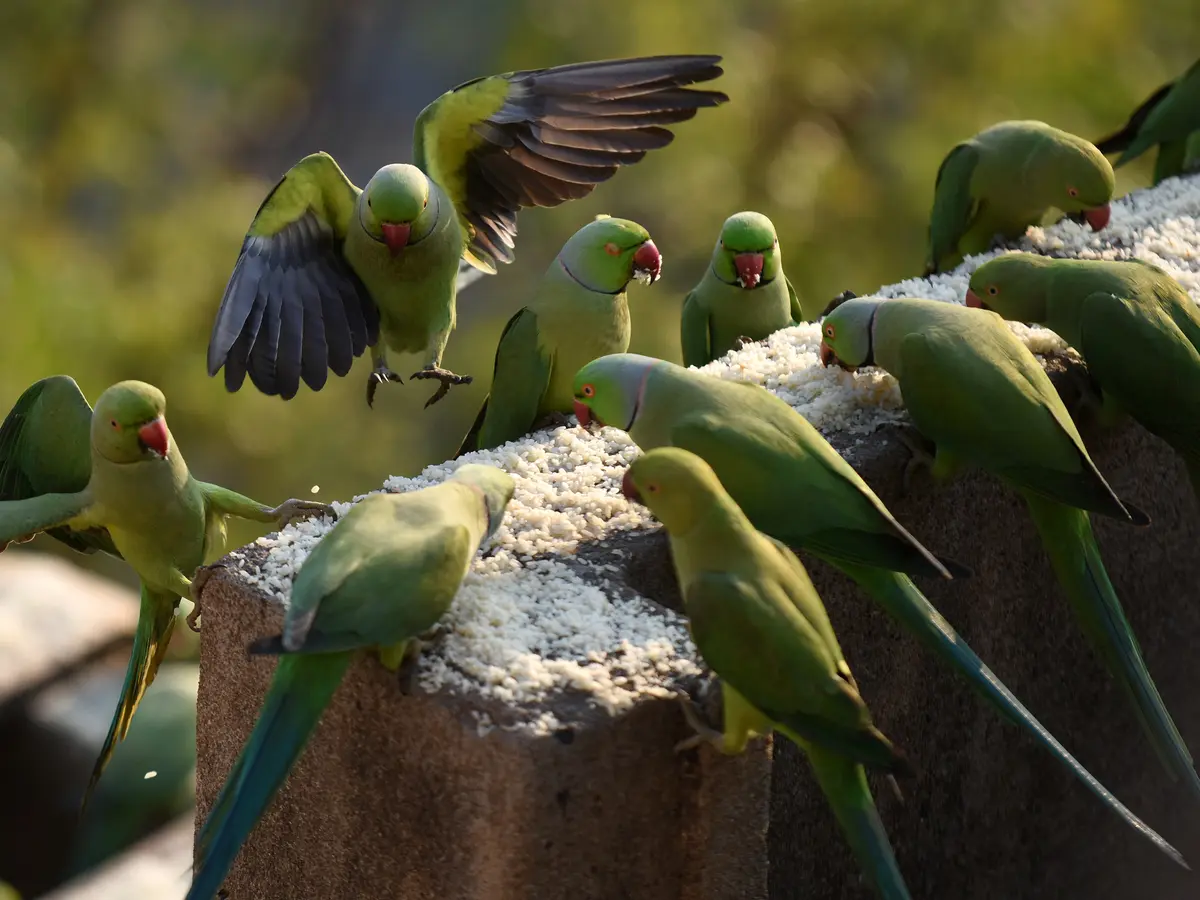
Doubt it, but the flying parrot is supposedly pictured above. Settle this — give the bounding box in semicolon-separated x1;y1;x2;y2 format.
455;214;661;456
1095;57;1200;185
185;463;514;900
680;211;805;367
0;376;333;808
206;55;728;409
819;296;1200;803
571;353;1185;865
967;253;1200;498
624;447;913;899
924;120;1114;275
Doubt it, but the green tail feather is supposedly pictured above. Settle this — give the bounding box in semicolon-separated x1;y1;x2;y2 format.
802;742;912;900
840;563;1186;866
1022;491;1200;798
82;587;178;813
186;652;351;900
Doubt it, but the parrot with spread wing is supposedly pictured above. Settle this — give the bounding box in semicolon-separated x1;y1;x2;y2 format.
0;376;333;808
455;214;661;456
206;55;727;408
1095;58;1200;184
968;253;1200;498
185;464;514;900
680;211;804;367
925;120;1114;275
819;296;1200;802
625;446;913;899
571;353;1185;866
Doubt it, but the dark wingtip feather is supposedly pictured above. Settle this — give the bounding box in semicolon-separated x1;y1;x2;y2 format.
1121;500;1152;528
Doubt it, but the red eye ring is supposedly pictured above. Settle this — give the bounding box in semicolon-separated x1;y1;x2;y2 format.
988;285;999;296
824;323;836;339
581;384;595;398
604;242;620;256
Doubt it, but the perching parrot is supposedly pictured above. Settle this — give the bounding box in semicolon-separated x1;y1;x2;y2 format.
455;214;661;456
185;463;514;900
624;447;913;899
0;376;333;808
680;211;804;367
819;296;1200;803
924;120;1114;275
1095;57;1200;185
206;55;727;409
572;353;1184;865
968;253;1200;498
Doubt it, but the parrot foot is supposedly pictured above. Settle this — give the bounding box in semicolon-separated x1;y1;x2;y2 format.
396;641;424;695
535;410;574;430
732;335;757;351
410;366;474;409
674;693;726;754
270;498;337;528
885;425;935;494
188;563;226;632
366;366;405;408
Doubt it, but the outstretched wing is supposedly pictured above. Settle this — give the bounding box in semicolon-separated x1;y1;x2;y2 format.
0;376;118;556
925;142;982;275
413;55;727;274
207;152;380;400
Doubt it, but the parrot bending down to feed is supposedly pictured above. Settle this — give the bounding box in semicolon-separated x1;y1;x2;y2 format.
571;353;1184;865
1095;57;1200;185
680;211;804;367
0;376;333;808
968;253;1200;499
625;447;913;899
819;296;1200;804
206;55;728;409
924;120;1114;275
455;215;662;456
185;464;515;900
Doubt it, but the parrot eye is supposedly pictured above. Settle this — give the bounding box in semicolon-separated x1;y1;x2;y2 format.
581;384;596;398
367;198;373;209
604;242;620;256
987;285;999;296
1067;186;1079;198
422;198;428;209
646;483;660;494
109;419;119;429
824;323;836;339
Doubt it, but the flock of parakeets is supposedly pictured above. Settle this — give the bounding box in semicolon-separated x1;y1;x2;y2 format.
0;49;1197;899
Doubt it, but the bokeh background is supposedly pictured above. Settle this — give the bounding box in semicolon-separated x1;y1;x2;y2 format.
0;1;1197;892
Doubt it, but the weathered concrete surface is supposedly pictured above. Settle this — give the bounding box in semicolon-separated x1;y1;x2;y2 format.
196;356;1200;899
195;556;772;900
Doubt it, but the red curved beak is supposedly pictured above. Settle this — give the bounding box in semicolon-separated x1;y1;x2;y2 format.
734;252;765;289
1083;204;1111;231
965;289;984;309
819;341;836;368
573;399;592;426
621;468;643;504
138;417;170;459
381;222;411;254
632;240;662;284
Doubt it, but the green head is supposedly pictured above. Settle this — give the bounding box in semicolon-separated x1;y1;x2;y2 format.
90;381;172;464
967;253;1055;322
450;464;515;543
818;297;884;370
361;164;432;254
621;447;731;536
572;353;661;431
712;211;781;290
558;215;662;293
1042;128;1115;229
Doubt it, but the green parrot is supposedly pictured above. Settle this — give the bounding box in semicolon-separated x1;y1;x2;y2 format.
819;296;1200;802
1095;57;1200;184
185;463;514;900
0;376;333;807
624;447;913;899
967;253;1200;498
925;120;1114;275
571;353;1184;865
206;56;727;409
455;214;661;456
680;211;805;367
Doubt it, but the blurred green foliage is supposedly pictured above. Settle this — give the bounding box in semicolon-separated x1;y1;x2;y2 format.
1;0;1197;584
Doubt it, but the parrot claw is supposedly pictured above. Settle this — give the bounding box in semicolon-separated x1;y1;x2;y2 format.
410;366;473;409
271;498;336;528
535;410;574;430
674;692;726;754
366;366;405;408
188;563;226;632
885;425;936;494
733;335;757;351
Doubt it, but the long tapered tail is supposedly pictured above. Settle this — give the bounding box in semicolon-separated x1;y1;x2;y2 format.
841;563;1186;866
1022;491;1200;798
799;741;912;900
186;652;352;900
82;588;178;813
